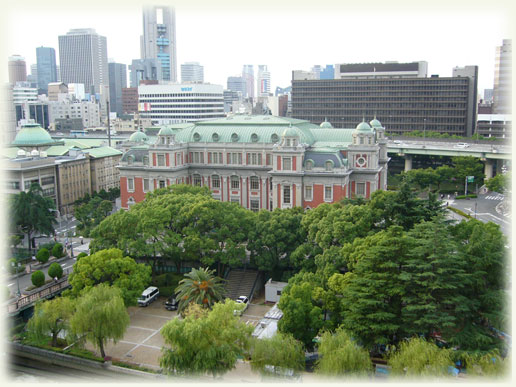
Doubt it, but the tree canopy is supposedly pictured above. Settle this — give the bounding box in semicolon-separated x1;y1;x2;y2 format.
175;267;226;313
26;297;75;347
250;333;305;377
67;248;151;306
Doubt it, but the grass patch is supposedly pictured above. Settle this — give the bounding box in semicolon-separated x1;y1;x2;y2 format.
112;360;159;373
448;207;473;220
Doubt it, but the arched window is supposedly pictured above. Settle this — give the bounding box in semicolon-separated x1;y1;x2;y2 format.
250;176;259;190
305;160;313;170
211;175;220;189
325;160;333;171
231;175;240;189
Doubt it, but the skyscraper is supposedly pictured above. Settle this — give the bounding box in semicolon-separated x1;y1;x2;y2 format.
242;65;254;99
493;39;512;114
109;62;128;116
8;55;27;84
58;28;109;95
257;65;271;97
129;58;162;87
227;76;247;96
36;46;58;93
181;62;204;83
141;5;177;82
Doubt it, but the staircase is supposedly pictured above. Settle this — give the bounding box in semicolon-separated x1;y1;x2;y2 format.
224;269;259;301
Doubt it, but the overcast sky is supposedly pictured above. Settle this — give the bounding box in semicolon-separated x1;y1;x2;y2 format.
2;0;514;94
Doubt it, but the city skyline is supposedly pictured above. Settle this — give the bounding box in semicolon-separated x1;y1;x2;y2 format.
2;1;512;95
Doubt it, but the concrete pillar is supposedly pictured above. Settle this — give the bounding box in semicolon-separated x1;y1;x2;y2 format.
404;155;413;171
484;159;494;179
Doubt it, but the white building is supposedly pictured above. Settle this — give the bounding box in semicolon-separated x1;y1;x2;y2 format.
257;65;271;96
181;62;204;83
48;100;101;128
137;83;225;125
12;85;38;104
68;83;86;101
265;279;288;303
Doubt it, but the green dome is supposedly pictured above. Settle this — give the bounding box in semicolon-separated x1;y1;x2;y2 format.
369;118;383;128
320;121;333;128
282;127;298;137
158;127;174;136
12;124;55;146
355;121;372;132
129;131;148;143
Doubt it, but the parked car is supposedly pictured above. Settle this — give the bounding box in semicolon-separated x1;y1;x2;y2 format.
233;295;249;316
165;295;179;311
137;286;159;307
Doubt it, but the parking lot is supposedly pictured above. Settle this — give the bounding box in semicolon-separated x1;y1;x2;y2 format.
85;296;275;380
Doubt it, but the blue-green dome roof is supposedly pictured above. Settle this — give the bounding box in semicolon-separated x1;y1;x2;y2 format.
129;131;148;143
282;127;298;137
320;121;333;128
12;124;55;146
158;127;174;136
355;121;372;132
369;118;383;128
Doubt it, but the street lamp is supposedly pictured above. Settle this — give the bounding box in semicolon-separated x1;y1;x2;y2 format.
49;209;61;241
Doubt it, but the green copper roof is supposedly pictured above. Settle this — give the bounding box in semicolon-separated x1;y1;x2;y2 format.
355;121;372;132
46;145;72;156
370;118;383;128
12;124;58;147
282;127;298;137
129;131;148;143
320;121;333;128
158;127;175;136
84;146;123;158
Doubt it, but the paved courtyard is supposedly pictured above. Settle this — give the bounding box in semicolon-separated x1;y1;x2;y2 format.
85;296;282;381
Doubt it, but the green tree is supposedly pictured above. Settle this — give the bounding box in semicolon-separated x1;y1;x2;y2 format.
10;183;55;257
315;328;373;377
26;297;75;347
451;156;484;192
36;248;50;264
388;337;454;378
31;270;45;287
160;300;254;378
278;281;324;350
435;165;455;190
250;333;305;377
248;207;306;278
175;267;225;314
70;284;130;358
462;349;509;377
68;248;151;306
402;168;439;191
48;262;64;279
485;172;510;194
339;226;411;349
51;243;64;258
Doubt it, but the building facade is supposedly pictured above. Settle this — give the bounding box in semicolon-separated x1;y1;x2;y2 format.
118;115;389;211
137;83;225;125
493;39;512;114
48;100;101;128
36;46;58;93
181;62;204;83
141;5;177;82
122;87;139;114
108;62;127;117
58;28;109;95
84;147;123;193
8;55;27;84
129;58;162;87
227;76;247;97
242;65;254;99
476;114;512;139
257;65;271;97
292;63;478;137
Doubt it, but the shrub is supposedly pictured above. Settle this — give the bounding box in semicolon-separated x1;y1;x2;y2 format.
40;242;56;252
31;270;46;287
77;252;87;260
36;248;50;264
7;258;25;275
48;262;64;279
52;243;65;258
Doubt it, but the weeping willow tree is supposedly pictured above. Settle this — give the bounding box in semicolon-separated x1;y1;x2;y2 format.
461;349;510;378
388;337;453;378
26;297;75;347
70;284;129;358
250;333;305;377
315;328;373;377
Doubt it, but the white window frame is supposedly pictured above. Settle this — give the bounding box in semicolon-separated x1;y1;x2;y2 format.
304;185;313;201
143;178;150;192
127;177;135;192
211;175;220;189
250;176;260;190
356;182;366;197
283;157;292;171
283;185;291;204
231;176;240;189
157;154;165;167
324;185;333;202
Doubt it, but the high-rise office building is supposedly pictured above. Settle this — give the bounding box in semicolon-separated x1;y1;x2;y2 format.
109;62;127;116
292;62;478;137
227;76;247;96
27;64;38;89
8;55;27;84
242;65;254;99
257;65;271;97
181;62;204;83
36;46;58;93
493;39;512;114
141;5;177;82
129;58;162;87
58;28;109;95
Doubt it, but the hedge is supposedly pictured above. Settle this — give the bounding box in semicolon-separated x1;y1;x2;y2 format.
48;262;64;279
52;243;65;258
36;248;50;264
448;207;473;220
31;270;46;287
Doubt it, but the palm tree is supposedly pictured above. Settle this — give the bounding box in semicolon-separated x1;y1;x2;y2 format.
175;267;225;314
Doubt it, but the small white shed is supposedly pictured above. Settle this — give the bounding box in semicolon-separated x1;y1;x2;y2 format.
264;278;288;303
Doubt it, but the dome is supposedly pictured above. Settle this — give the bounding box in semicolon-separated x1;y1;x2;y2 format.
158;127;174;136
129;131;148;143
320;120;333;128
355;121;372;132
282;127;298;137
12;124;55;146
369;118;383;128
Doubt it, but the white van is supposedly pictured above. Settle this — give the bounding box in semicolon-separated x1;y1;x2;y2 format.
138;286;159;306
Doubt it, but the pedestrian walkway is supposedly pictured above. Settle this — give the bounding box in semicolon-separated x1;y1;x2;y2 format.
485;194;504;201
